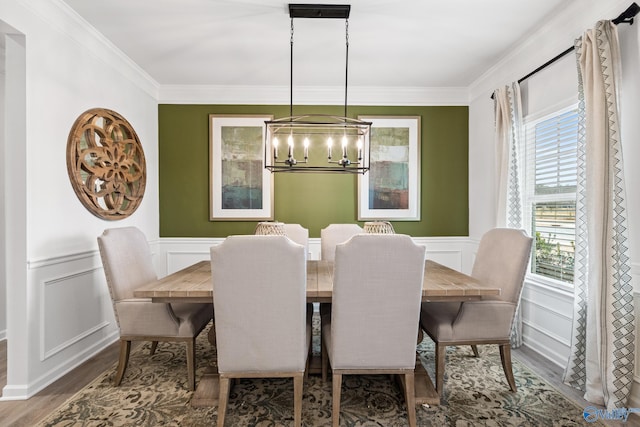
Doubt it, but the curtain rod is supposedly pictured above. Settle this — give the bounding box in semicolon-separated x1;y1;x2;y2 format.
490;2;640;99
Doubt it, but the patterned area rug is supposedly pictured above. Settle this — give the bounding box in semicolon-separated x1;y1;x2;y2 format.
38;321;596;426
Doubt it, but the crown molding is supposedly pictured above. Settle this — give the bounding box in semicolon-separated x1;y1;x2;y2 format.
158;84;469;106
29;0;159;98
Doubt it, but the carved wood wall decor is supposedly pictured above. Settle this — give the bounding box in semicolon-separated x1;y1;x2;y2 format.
66;108;147;220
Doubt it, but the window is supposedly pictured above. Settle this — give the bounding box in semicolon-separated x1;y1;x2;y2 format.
524;106;578;284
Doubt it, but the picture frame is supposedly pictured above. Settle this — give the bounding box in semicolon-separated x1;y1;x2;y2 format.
210;114;274;220
357;116;421;221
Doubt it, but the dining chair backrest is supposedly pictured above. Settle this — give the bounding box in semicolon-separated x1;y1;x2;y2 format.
470;228;533;304
283;223;309;256
320;223;363;262
97;226;157;304
211;235;308;373
330;234;425;369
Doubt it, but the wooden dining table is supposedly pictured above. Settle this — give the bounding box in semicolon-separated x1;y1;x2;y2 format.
134;259;500;407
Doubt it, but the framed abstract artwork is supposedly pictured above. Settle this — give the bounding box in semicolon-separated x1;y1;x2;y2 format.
357;116;421;221
209;114;274;220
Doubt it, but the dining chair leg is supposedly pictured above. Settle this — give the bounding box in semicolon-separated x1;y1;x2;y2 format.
150;341;158;355
186;339;196;391
293;373;303;427
321;339;328;382
403;372;417;427
332;373;342;427
499;344;517;392
470;345;479;357
435;343;446;395
304;341;312;380
217;376;231;427
114;340;131;386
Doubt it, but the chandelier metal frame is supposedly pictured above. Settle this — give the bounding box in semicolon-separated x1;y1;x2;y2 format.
264;4;371;174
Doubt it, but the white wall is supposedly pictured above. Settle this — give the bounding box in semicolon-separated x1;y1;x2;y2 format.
0;28;6;340
468;0;640;406
1;0;159;399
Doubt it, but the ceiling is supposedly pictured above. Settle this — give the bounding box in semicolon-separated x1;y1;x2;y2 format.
61;0;570;89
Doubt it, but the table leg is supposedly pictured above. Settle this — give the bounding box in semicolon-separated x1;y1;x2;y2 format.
190;324;220;407
413;326;439;405
395;354;439;406
191;365;220;407
414;354;440;406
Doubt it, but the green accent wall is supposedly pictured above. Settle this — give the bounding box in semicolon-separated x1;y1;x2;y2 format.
158;104;468;238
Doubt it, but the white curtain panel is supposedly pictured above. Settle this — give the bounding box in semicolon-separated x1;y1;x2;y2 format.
494;83;524;230
493;83;525;348
563;20;635;410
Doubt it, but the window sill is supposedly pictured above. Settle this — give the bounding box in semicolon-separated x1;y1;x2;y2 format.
525;273;574;295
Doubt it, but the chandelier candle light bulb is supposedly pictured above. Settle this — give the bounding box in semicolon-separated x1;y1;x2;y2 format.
342;136;348;158
288;135;294;158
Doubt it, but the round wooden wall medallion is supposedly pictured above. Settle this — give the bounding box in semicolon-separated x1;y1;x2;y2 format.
66;108;147;220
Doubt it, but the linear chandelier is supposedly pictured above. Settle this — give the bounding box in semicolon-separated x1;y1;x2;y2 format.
265;4;371;173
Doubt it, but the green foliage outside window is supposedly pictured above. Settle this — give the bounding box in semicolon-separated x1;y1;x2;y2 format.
533;232;574;283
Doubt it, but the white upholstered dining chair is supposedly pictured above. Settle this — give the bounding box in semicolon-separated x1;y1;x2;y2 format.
97;227;213;391
283;223;309;257
320;223;363;262
420;228;533;396
319;223;364;318
211;235;312;427
321;234;425;427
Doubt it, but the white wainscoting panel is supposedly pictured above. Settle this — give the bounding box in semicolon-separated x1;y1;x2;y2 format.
23;250;119;398
426;250;462;271
159;236;470;274
413;237;469;272
166;251;211;275
308;238;321;261
520;280;574;368
159;238;225;276
41;266;110;360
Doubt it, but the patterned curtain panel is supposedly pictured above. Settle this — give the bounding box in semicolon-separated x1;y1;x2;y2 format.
493;83;525;348
562;20;635;410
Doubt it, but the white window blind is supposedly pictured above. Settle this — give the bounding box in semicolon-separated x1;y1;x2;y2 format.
534;109;578;195
524;106;578;284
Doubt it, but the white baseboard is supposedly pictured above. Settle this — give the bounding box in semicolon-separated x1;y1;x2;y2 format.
1;331;119;400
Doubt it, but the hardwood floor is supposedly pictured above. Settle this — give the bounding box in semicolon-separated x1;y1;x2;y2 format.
0;339;139;426
0;340;638;426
